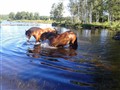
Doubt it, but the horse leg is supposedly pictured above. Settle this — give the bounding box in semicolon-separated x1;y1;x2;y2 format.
34;35;41;45
36;37;40;43
70;38;78;49
27;36;31;42
33;35;38;42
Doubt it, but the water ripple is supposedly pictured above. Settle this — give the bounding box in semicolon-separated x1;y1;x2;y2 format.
1;26;119;90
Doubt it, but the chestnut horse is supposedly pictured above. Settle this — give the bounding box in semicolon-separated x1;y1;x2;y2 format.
41;32;58;41
25;27;56;43
49;31;78;49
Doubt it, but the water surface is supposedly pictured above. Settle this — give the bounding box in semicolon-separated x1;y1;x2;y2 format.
0;23;120;90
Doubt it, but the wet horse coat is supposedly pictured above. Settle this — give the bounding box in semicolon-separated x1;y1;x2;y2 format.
40;32;58;41
25;27;56;42
49;31;78;49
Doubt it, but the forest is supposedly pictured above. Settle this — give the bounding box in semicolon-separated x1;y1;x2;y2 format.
50;0;119;23
50;0;120;30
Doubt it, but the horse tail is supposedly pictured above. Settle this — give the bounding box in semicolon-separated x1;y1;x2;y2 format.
70;37;78;50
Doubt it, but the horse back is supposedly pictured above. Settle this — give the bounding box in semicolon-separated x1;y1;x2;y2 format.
26;27;41;35
41;32;57;41
49;31;78;49
49;31;70;46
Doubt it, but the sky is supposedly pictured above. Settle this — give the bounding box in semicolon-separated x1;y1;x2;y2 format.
0;0;70;16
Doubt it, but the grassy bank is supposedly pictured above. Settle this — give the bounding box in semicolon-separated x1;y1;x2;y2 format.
15;20;54;24
1;19;119;31
52;21;120;31
1;19;54;24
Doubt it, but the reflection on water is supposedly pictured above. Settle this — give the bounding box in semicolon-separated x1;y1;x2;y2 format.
27;44;77;59
0;24;120;90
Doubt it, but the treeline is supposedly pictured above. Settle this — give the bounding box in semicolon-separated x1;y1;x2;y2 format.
68;0;119;23
0;11;50;20
50;0;120;30
0;15;9;20
50;0;119;24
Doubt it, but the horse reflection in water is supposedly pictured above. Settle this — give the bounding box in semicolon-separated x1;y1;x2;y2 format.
27;45;77;59
25;27;56;43
27;45;41;58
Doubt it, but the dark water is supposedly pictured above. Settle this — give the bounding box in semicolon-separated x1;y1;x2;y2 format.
0;23;120;90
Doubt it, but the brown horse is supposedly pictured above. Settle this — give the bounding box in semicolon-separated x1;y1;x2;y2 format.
41;32;58;41
49;31;78;49
25;27;56;43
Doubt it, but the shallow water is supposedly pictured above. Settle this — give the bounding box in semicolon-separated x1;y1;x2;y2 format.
0;23;120;90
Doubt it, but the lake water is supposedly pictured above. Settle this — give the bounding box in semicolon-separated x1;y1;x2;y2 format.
0;23;120;90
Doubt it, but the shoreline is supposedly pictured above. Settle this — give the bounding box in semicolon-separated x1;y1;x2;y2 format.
0;20;52;26
52;22;120;31
1;20;119;31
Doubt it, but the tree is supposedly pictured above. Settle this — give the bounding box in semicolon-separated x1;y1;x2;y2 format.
68;0;78;23
15;12;21;20
105;0;120;22
68;0;120;24
34;12;40;20
50;3;55;19
29;12;34;20
9;12;15;20
20;11;27;19
0;15;9;20
50;2;64;22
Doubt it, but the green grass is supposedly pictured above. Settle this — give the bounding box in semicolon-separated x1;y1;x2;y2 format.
1;19;119;31
92;22;120;31
13;20;54;24
52;21;120;31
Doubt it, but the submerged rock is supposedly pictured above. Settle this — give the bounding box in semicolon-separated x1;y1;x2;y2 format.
113;31;120;40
